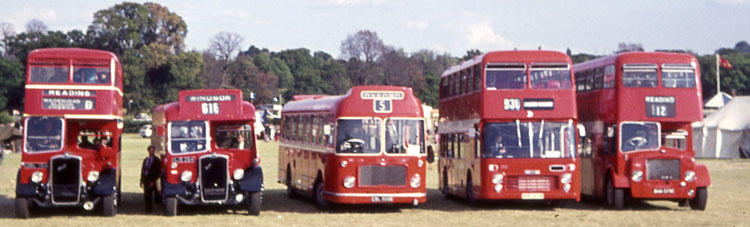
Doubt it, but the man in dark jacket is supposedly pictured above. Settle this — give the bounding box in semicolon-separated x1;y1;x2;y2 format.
140;145;161;213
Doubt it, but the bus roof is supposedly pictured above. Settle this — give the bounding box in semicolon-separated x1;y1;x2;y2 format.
28;48;119;63
574;52;697;71
153;89;256;121
282;86;424;118
441;50;571;77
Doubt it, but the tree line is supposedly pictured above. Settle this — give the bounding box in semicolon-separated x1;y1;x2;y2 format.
1;2;749;118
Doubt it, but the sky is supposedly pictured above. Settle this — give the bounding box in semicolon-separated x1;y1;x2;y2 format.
1;0;749;57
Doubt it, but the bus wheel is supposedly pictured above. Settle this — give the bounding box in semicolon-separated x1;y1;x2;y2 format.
606;178;624;209
165;197;178;216
441;171;449;196
15;197;30;219
286;168;296;198
103;195;117;216
314;181;329;209
465;177;475;205
690;187;707;210
247;191;262;215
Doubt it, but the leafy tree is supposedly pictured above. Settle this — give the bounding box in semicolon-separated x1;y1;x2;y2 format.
0;57;24;110
734;41;750;53
462;49;482;61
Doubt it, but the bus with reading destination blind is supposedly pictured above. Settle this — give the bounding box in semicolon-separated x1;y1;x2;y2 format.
278;86;427;208
150;89;263;216
574;52;709;210
16;48;124;218
438;50;583;204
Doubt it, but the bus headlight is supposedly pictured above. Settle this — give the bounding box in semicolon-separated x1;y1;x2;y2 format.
87;171;100;183
31;171;43;183
492;174;504;184
494;184;503;193
684;170;695;182
343;176;356;188
561;173;572;184
180;170;193;182
563;183;572;193
233;169;244;180
631;170;643;182
410;174;421;188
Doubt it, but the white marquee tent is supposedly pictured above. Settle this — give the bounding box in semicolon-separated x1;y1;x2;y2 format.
693;96;750;158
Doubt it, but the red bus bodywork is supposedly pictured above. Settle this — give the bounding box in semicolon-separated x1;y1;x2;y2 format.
16;48;123;217
438;50;581;203
574;52;710;210
278;86;427;207
151;89;263;215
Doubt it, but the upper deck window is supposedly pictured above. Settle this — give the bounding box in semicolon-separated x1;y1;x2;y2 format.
30;65;69;83
169;121;208;154
661;64;696;88
620;122;660;152
529;63;572;90
25;117;64;152
486;63;526;90
73;66;111;84
385;119;424;154
336;118;381;154
215;124;254;150
623;64;657;87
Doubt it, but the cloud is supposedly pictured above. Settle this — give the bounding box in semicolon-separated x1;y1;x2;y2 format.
714;0;746;3
405;20;428;30
463;21;513;49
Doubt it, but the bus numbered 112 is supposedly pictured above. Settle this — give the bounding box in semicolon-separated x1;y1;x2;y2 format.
16;48;124;218
438;50;583;205
150;89;263;216
278;86;428;208
574;52;710;210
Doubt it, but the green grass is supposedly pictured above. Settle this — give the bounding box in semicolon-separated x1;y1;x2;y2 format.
1;133;748;226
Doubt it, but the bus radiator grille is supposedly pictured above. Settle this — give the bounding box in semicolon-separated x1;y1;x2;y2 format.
51;156;81;203
359;165;407;186
505;175;558;192
647;159;680;180
199;156;228;201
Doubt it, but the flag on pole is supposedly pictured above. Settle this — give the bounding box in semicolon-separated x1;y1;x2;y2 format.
719;56;733;69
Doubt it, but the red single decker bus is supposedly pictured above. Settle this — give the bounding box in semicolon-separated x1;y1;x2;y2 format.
574;52;709;210
16;48;124;218
438;50;582;204
151;89;263;216
278;86;427;208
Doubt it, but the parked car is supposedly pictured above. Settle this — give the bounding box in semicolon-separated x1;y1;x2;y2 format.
139;124;152;138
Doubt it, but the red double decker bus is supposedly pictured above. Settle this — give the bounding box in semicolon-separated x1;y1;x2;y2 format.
438;50;582;204
16;48;123;218
574;52;709;210
151;89;263;215
278;86;427;208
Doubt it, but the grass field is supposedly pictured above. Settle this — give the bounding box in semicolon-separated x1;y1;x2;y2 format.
1;133;748;226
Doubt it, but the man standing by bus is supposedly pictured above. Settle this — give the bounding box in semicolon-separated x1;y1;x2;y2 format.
140;145;161;213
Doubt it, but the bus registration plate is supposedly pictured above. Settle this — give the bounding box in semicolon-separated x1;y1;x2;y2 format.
371;196;393;202
521;193;545;200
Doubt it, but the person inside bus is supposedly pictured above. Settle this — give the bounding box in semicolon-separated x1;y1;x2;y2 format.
96;72;109;84
140;145;161;213
35;119;61;150
490;135;508;157
79;135;96;150
231;135;249;149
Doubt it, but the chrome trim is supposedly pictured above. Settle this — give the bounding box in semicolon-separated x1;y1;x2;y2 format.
49;154;83;205
198;153;230;203
324;192;426;197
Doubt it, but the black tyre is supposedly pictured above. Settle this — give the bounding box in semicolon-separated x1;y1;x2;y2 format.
690;187;707;210
165;197;178;216
103;195;117;217
465;177;475;205
286;168;296;198
441;170;449;196
15;197;30;219
606;178;624;209
314;181;329;209
247;191;262;215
